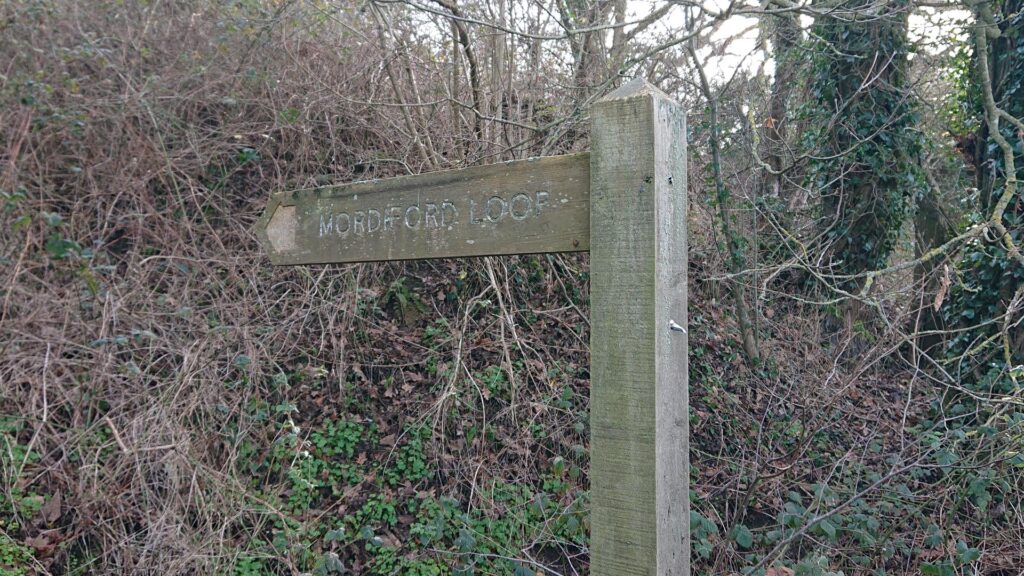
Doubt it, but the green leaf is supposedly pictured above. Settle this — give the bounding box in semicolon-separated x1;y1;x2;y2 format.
41;211;63;226
819;519;837;541
551;456;566;475
732;524;754;549
45;235;80;259
12;214;31;232
236;147;259;164
693;539;713;559
936;449;958;467
454;529;476;552
317;552;346;574
956;541;981;563
513;565;534;576
274;402;297;414
279;107;301;124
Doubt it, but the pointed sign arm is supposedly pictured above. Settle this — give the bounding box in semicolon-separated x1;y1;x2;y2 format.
255;153;590;265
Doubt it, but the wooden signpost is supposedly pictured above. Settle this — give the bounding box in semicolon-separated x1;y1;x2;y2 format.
257;78;689;576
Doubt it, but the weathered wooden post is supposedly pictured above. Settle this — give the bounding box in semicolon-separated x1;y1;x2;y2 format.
589;79;689;575
255;77;689;574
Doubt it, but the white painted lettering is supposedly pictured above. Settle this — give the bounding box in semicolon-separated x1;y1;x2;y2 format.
441;201;457;227
367;209;381;233
486;196;506;223
405;205;421;229
425;203;438;228
335;212;350;236
384;206;401;230
510;193;532;220
535;191;550;215
353;210;365;235
319;192;551;243
319;213;333;237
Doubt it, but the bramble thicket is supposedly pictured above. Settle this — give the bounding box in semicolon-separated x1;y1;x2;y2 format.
1;0;1022;574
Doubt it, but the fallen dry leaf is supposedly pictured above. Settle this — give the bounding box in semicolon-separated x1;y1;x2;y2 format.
40;492;61;524
24;531;59;556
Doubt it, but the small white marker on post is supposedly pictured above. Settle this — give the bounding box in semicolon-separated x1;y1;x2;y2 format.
589;78;689;575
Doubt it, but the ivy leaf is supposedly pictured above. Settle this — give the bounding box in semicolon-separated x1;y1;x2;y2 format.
358;525;374;541
956;541;981;563
315;552;346;575
454;528;476;552
41;211;63;226
731;524;754;549
45;235;80;260
693;539;713;559
936;449;958;467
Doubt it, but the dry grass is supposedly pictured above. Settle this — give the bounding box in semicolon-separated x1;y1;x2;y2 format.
2;1;1022;575
0;3;594;572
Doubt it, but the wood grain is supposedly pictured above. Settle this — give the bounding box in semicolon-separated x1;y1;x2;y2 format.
589;77;690;575
255;154;590;265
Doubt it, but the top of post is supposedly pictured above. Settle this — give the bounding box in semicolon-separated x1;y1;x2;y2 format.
597;77;674;103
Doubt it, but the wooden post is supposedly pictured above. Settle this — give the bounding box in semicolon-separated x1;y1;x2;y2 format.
589;78;689;575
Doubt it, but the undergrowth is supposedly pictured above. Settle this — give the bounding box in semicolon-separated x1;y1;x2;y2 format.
0;1;1020;575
